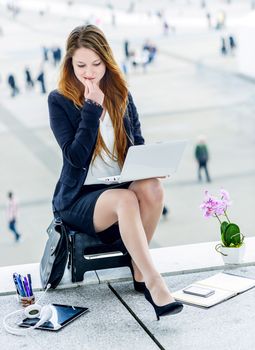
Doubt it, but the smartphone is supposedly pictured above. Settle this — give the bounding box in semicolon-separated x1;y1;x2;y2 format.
183;285;215;298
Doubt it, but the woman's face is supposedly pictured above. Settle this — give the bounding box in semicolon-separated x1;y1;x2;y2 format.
72;47;106;86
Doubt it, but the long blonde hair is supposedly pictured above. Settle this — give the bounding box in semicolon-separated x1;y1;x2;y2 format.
58;25;128;166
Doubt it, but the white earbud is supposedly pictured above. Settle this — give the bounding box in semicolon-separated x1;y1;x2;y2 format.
24;304;42;319
33;306;52;328
3;284;52;336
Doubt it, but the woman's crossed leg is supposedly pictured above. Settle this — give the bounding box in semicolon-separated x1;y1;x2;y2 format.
93;179;174;306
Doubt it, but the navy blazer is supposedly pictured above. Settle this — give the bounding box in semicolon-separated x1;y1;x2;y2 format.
48;90;145;213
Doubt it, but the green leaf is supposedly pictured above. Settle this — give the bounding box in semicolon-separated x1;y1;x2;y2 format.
220;221;228;234
222;223;241;246
220;221;229;246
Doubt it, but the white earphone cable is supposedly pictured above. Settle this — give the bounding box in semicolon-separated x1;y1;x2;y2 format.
3;283;52;336
35;284;51;304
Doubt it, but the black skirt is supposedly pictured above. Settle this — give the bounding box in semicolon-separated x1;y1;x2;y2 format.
59;182;132;240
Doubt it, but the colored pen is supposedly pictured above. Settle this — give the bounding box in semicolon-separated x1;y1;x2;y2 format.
13;273;23;296
16;274;26;297
24;277;30;297
18;274;26;297
13;273;21;295
27;274;33;295
21;276;27;297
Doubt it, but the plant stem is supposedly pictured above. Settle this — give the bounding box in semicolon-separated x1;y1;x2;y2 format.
214;213;222;225
224;211;231;223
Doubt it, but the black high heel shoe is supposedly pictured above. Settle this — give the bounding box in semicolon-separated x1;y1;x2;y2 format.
130;265;145;293
144;286;183;320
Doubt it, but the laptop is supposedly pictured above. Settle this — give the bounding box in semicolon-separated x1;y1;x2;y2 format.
98;140;187;184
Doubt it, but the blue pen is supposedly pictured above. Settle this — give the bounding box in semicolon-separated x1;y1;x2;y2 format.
18;274;26;297
15;273;25;297
13;273;21;295
13;273;22;296
27;274;33;296
24;276;30;297
20;275;27;297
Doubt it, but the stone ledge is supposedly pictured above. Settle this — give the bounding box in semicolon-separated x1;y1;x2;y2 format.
97;237;255;282
0;237;254;295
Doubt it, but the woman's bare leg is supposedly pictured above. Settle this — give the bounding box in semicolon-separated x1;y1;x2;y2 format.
128;178;164;282
93;188;174;305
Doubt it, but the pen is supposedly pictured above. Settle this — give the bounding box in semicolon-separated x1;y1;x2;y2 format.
15;274;26;297
13;273;21;295
24;277;30;297
27;274;33;296
19;274;26;297
13;273;22;296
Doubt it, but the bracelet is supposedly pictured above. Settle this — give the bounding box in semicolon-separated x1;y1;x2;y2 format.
85;98;102;108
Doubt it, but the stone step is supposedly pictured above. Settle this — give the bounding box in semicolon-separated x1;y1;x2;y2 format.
1;237;254;295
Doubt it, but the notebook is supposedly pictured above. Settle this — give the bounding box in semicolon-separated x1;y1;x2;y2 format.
172;272;255;308
98;140;187;184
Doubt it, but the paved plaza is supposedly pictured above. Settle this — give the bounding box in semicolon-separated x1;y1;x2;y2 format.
0;0;254;266
1;264;255;350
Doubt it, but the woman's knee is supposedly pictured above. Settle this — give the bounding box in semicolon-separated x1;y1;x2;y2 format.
132;178;164;205
116;189;139;212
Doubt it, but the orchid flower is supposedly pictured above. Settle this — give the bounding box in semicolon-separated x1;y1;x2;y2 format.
200;189;231;223
201;189;243;248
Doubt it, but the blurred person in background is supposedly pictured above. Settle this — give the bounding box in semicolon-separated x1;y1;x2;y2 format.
7;74;19;97
216;10;226;30
7;191;21;242
220;37;227;55
52;46;62;66
124;39;130;60
162;205;169;219
228;35;236;55
37;69;46;94
142;39;157;65
24;67;34;90
206;12;212;29
42;46;49;62
195;135;211;183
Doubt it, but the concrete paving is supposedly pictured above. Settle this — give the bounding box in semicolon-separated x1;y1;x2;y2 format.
111;266;255;350
1;266;255;350
0;283;159;350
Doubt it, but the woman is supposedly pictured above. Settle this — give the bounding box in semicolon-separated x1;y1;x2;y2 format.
48;25;183;320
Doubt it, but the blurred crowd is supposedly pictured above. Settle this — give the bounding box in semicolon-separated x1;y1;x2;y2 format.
2;0;247;98
122;39;158;75
5;45;62;98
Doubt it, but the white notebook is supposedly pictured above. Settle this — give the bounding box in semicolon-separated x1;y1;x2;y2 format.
172;272;255;308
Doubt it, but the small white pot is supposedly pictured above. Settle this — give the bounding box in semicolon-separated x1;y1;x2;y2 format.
215;243;245;264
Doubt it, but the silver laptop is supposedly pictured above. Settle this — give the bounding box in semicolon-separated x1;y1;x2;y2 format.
98;140;187;184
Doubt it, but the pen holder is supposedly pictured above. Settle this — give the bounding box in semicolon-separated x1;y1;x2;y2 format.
17;294;35;307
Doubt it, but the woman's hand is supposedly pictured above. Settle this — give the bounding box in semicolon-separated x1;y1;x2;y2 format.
82;78;104;106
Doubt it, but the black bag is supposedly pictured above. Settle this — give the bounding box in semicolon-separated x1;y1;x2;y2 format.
40;218;69;289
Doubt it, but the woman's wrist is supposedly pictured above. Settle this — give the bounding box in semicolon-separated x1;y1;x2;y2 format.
85;98;102;108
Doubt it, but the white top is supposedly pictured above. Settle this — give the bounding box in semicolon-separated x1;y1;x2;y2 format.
7;198;18;221
84;111;121;185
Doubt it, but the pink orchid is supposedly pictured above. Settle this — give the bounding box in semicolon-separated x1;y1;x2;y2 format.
220;188;232;205
201;189;243;248
200;189;231;220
